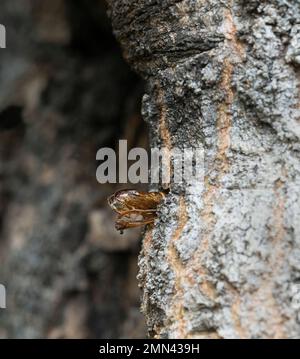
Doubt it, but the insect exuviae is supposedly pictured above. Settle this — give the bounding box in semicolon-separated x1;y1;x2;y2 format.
108;189;166;233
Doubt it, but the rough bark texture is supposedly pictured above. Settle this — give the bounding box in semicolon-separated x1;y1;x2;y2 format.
107;0;300;338
0;0;147;338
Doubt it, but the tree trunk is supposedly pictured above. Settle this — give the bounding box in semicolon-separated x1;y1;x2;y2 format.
107;0;300;338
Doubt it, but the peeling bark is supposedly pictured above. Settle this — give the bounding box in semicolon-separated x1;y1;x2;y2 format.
107;0;300;338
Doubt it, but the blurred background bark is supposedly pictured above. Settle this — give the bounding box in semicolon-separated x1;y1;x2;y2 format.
0;0;147;338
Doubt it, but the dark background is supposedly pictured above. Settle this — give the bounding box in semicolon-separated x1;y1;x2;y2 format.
0;0;147;338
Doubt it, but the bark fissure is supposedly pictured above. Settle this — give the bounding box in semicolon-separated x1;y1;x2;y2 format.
165;197;188;339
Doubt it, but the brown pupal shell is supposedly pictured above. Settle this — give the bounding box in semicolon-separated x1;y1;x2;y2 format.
108;189;166;232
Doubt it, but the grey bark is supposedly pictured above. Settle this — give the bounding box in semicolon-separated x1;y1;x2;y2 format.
107;0;300;338
0;0;146;338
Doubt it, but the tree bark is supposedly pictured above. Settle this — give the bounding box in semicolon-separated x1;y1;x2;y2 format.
107;0;300;338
